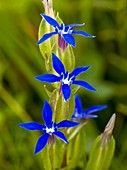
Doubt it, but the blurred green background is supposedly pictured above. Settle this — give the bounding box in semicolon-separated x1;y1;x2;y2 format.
0;0;127;169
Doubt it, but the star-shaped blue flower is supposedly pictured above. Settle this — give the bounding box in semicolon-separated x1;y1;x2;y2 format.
18;101;79;154
37;14;95;51
72;95;107;119
35;53;97;101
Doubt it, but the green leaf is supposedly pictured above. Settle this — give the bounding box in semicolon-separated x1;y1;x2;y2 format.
86;135;115;170
103;137;115;170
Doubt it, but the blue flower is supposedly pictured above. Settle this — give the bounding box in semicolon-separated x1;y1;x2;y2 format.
35;53;97;101
72;95;107;120
18;101;79;154
37;14;95;51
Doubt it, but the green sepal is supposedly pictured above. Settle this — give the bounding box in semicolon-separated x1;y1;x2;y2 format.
86;135;115;170
44;85;52;97
41;137;64;170
41;141;64;170
41;145;52;170
67;128;86;169
49;88;60;122
62;46;75;72
67;94;75;120
72;86;80;95
52;140;65;169
68;122;86;141
38;13;58;73
55;93;75;123
38;17;52;72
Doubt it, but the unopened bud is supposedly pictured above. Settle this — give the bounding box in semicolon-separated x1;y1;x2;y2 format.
101;113;116;147
42;0;54;16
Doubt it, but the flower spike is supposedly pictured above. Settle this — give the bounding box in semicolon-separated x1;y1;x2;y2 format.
37;14;95;51
35;53;97;101
18;101;80;154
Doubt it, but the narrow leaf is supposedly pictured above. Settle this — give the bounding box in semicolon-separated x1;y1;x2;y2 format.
86;135;115;170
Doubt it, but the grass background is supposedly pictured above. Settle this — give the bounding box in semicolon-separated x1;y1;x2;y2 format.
0;0;127;169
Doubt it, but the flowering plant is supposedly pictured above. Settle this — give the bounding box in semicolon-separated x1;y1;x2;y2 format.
18;0;116;169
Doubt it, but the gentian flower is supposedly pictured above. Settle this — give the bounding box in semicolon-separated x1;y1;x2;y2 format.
18;101;79;154
72;95;107;120
37;14;95;51
35;53;97;101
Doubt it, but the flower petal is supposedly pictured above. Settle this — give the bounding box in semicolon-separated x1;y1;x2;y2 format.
57;120;80;128
42;101;52;127
52;53;65;74
18;122;44;130
61;84;71;101
85;105;107;115
83;114;98;118
75;95;82;113
40;14;59;27
71;112;82;119
63;34;76;47
53;131;69;144
70;66;91;77
35;74;60;83
34;133;49;154
67;23;85;27
37;32;57;45
73;80;97;92
72;30;95;38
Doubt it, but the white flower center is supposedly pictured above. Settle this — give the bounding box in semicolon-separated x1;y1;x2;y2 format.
56;24;73;35
62;77;71;85
61;72;74;85
61;73;70;85
73;110;82;119
45;127;55;134
75;112;79;117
